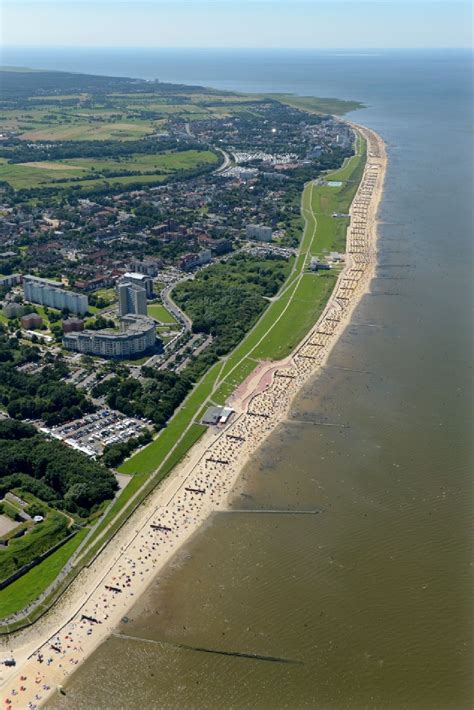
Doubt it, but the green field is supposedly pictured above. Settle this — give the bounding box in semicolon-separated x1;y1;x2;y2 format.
310;138;366;258
148;303;177;323
0;91;266;143
51;173;167;192
0;149;218;190
0;157;84;189
94;287;117;303
0;510;70;584
19;119;157;142
60;149;217;173
27;304;61;329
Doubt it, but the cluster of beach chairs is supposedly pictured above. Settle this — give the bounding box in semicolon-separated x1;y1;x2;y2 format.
152;128;385;503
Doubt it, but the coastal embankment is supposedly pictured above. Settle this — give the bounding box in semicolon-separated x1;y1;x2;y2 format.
0;123;386;709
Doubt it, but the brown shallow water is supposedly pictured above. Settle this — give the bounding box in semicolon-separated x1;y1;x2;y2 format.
47;55;473;710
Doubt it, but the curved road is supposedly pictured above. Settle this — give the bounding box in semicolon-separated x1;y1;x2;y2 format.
214;147;232;174
161;283;192;330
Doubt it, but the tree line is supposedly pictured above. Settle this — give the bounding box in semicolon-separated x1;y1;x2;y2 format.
174;253;289;382
92;367;191;432
0;419;117;517
0;350;94;425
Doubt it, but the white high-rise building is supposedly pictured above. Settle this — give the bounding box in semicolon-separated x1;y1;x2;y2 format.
245;224;273;242
23;275;88;315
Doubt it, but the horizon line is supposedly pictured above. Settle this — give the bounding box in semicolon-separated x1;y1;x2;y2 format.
1;45;473;51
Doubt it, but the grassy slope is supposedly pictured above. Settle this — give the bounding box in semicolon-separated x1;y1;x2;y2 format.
0;529;87;620
0;512;69;583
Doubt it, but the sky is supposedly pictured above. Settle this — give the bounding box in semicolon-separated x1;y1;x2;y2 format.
1;0;472;50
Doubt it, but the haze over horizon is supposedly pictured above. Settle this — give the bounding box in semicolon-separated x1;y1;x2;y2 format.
1;0;472;50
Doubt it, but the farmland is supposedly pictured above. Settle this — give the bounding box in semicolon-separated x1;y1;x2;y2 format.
0;149;218;190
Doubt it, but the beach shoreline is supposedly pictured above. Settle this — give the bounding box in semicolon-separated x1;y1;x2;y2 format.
0;123;386;709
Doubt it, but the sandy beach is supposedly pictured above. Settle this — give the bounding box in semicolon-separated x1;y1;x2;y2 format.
0;123;386;710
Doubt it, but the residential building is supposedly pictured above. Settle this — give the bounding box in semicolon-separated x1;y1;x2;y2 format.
75;276;115;292
211;239;232;255
21;313;43;329
23;275;88;315
179;250;212;271
127;257;162;277
62;318;85;333
246;224;273;242
2;302;23;318
63;314;156;358
117;282;148;317
0;273;22;288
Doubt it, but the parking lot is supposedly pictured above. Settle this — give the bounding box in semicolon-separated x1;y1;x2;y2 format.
41;409;147;457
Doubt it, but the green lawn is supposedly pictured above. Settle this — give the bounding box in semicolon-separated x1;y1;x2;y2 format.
94;287;117;302
148;303;177;323
0;528;87;620
156;324;179;333
59;173;167;190
121;354;153;365
310;144;366;259
252;273;337;360
28;304;61;329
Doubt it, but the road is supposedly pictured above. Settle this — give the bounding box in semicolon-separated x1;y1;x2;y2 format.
214;147;232;174
161;283;193;330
